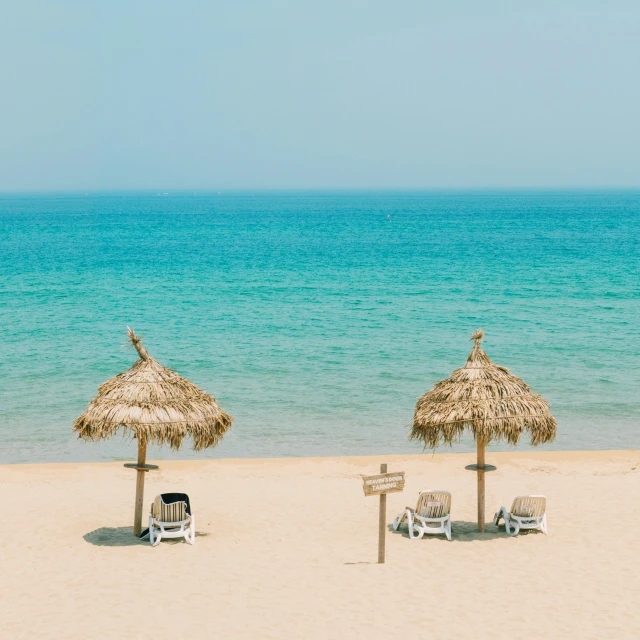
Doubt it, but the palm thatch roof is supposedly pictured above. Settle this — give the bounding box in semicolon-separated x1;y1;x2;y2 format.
74;328;233;450
411;330;556;449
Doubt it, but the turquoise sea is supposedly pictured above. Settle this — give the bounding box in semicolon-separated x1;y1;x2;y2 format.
1;191;638;464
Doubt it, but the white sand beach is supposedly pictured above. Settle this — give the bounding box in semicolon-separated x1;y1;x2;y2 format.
1;450;639;639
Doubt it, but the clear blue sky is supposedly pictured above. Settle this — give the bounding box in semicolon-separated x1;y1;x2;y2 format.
1;1;638;191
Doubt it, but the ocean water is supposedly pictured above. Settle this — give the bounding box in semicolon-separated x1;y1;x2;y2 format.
0;191;638;464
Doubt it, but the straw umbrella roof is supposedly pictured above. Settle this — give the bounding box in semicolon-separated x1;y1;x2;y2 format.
411;330;556;449
73;328;233;450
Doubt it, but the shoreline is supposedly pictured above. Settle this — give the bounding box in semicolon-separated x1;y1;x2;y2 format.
2;447;638;470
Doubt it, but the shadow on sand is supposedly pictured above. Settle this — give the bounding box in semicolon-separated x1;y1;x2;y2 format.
84;526;147;547
84;526;209;547
388;520;544;541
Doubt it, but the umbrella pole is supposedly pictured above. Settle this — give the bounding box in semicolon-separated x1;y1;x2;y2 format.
477;439;485;532
133;439;147;537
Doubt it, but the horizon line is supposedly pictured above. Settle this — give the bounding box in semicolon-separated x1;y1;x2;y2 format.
1;186;640;198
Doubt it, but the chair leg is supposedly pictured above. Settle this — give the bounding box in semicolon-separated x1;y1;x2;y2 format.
505;518;520;537
409;527;424;540
151;522;162;546
445;517;452;541
407;512;423;540
541;514;548;534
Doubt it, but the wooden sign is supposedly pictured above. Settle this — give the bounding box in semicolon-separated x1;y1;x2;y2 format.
362;471;405;497
361;464;405;564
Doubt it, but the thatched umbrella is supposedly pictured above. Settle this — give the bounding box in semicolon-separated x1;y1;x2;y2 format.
74;328;233;536
411;330;556;532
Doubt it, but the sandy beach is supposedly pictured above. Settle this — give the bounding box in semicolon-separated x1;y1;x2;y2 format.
1;450;639;639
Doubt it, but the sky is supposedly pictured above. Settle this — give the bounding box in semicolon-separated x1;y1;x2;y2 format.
0;1;638;191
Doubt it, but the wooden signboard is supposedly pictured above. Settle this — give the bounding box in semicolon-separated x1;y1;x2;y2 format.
362;464;405;564
362;471;405;497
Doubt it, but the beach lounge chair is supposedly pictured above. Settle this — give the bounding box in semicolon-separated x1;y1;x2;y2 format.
148;493;195;546
493;495;547;536
392;490;452;540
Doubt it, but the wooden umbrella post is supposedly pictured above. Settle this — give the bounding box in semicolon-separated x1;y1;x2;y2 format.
477;439;485;532
123;439;159;537
464;439;496;532
133;439;147;537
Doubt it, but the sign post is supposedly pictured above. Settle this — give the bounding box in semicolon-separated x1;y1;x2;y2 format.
377;463;387;563
362;463;405;564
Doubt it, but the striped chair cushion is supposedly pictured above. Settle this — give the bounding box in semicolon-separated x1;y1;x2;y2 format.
152;496;188;523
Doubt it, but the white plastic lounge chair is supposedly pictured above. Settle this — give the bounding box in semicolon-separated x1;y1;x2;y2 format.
392;490;452;541
493;495;547;536
148;493;195;546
